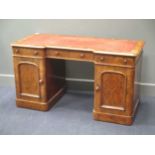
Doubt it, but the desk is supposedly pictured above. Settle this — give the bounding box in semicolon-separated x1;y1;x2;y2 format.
11;34;144;125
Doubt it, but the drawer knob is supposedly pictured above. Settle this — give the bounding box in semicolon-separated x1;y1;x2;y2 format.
80;53;85;58
39;79;44;84
15;49;19;54
100;57;104;61
95;84;100;91
123;59;128;64
55;51;60;55
34;51;39;55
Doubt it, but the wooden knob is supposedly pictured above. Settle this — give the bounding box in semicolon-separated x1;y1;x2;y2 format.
39;79;43;84
34;51;38;55
100;57;104;61
95;84;100;91
123;59;127;64
55;51;60;55
80;53;85;58
15;49;19;54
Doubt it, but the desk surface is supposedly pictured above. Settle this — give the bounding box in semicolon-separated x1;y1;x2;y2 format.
11;34;144;57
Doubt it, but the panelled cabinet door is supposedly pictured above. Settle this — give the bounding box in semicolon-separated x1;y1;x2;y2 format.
14;57;46;101
94;65;132;115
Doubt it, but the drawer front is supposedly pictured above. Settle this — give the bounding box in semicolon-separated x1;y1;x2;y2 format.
46;49;93;62
95;54;135;67
13;47;45;58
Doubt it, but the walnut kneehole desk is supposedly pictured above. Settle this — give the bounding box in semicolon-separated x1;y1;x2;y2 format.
11;34;144;125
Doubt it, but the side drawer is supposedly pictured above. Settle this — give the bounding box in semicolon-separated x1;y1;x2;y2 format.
13;47;45;58
94;54;135;67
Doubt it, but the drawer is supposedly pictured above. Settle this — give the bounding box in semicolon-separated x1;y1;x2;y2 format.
46;49;93;62
95;54;135;67
13;47;45;58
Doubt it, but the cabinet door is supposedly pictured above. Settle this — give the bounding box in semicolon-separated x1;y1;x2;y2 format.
94;65;133;115
14;57;46;101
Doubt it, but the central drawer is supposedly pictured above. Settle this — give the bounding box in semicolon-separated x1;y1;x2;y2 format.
46;49;93;62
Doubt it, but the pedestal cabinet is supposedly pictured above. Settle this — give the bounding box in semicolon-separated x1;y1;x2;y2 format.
93;53;142;124
11;34;144;125
13;47;66;111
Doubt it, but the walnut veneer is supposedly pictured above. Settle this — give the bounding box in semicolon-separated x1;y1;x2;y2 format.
11;34;144;125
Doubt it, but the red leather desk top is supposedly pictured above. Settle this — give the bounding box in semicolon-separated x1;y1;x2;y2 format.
12;34;144;57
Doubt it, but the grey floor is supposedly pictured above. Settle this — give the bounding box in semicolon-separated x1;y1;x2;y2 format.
0;87;155;135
